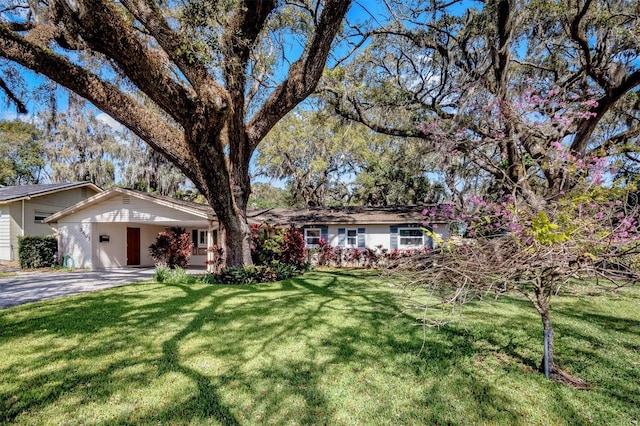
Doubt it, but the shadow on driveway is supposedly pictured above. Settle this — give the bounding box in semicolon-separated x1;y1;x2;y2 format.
0;268;159;309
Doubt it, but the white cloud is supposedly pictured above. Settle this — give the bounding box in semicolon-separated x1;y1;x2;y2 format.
96;112;124;132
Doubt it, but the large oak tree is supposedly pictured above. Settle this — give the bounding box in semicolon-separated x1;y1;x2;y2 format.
0;0;352;266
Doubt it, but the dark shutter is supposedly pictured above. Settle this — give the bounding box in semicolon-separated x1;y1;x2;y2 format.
191;229;198;247
390;226;398;250
357;228;365;248
422;226;432;249
321;226;329;242
338;228;346;247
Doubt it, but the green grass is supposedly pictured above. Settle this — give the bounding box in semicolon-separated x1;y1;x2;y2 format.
1;270;639;425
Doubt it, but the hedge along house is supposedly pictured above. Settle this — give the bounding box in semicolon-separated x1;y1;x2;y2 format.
46;187;451;270
45;187;218;269
248;206;450;253
0;182;102;263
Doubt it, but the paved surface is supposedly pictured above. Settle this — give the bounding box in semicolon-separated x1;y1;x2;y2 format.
0;268;158;309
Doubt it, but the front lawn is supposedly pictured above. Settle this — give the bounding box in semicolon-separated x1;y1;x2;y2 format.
1;270;639;425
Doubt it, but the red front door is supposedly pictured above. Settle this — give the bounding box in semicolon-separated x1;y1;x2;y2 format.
127;227;141;266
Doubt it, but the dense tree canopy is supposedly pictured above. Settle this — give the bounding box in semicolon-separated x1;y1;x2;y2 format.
325;0;640;204
256;107;447;206
0;119;44;185
0;0;353;266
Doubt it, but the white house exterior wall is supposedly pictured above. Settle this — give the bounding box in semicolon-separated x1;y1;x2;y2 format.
323;224;389;248
58;223;93;268
53;194;211;269
322;223;450;250
89;222;167;268
429;223;451;244
9;203;22;261
0;206;10;261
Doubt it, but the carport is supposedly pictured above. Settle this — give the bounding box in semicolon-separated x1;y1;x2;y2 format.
45;188;218;270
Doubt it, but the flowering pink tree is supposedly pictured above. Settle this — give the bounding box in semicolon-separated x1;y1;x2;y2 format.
396;155;640;385
323;0;640;385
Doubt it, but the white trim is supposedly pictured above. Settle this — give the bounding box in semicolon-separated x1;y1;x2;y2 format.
346;228;357;248
398;227;425;249
304;228;321;248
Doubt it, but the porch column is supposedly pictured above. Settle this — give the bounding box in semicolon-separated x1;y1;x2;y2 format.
206;220;214;273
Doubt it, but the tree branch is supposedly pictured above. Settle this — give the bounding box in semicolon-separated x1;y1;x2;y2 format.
0;76;27;113
118;0;223;97
246;0;351;149
51;0;196;125
0;24;198;183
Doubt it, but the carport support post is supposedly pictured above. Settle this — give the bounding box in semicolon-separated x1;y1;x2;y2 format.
206;220;214;273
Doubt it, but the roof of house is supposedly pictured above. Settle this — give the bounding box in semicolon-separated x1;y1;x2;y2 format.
248;205;440;226
0;182;102;204
46;187;445;225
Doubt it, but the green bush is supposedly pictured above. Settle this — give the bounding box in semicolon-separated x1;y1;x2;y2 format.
203;261;308;285
155;265;170;282
18;235;58;269
155;266;197;284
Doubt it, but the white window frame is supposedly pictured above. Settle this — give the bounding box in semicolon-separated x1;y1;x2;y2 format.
198;230;209;248
346;229;358;248
398;227;424;249
305;228;321;248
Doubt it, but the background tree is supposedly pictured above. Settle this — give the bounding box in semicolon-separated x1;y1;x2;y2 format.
324;0;640;203
0;0;353;266
42;94;118;187
324;0;640;383
256;106;448;206
114;128;188;196
248;182;289;209
0;119;44;185
255;109;357;206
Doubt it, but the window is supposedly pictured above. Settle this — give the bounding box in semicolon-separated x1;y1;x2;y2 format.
346;229;357;247
199;230;209;247
34;211;53;222
399;228;424;248
305;228;321;247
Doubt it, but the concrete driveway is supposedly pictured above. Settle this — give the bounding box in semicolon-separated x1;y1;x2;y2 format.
0;268;157;309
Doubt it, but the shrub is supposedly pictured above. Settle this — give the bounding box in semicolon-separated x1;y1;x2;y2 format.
155;266;197;284
251;223;306;269
251;223;283;265
18;235;58;269
204;261;306;285
280;226;306;269
155;265;170;282
149;226;193;268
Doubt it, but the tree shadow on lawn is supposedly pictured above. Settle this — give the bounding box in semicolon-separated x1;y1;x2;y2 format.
4;272;622;424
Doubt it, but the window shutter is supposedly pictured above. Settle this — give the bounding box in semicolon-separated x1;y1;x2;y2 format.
321;226;329;242
357;228;365;248
191;229;198;246
390;226;398;250
338;228;346;247
423;228;434;249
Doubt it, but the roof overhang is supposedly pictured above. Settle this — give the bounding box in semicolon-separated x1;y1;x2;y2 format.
0;182;102;205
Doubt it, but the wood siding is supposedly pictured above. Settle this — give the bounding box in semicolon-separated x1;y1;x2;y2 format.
0;187;100;262
0;206;10;261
